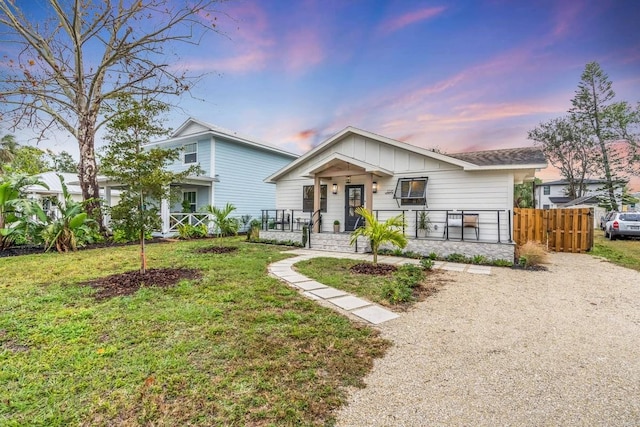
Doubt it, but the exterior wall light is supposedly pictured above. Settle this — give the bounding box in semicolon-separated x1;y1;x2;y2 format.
372;181;378;193
332;183;338;194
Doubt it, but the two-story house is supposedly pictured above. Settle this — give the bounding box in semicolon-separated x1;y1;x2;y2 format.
101;118;298;235
534;178;608;209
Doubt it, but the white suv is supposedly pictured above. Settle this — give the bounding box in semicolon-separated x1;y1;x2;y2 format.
604;212;640;240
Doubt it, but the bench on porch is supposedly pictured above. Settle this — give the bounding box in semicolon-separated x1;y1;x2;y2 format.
444;213;479;240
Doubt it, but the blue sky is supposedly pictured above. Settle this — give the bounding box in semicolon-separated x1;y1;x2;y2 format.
4;0;640;182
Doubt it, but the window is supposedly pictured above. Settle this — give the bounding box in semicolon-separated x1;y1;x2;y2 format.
184;143;197;164
303;185;327;212
543;204;550;209
183;191;196;212
543;186;550;195
394;178;428;206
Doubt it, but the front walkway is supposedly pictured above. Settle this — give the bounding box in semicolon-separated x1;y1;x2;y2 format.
268;249;491;325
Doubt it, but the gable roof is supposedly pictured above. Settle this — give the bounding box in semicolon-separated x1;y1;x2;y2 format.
26;172;82;195
266;126;547;183
146;117;299;159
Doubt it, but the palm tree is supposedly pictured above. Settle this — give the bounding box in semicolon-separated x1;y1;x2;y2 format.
0;134;19;168
349;207;407;265
203;203;240;237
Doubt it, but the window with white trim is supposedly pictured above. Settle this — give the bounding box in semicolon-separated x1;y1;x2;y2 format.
543;185;550;195
184;143;197;164
183;191;197;212
394;178;428;206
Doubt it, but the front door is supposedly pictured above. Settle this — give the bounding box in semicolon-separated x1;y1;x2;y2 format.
345;185;364;231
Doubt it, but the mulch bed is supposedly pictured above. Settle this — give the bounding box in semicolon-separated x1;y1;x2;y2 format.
84;268;202;300
0;238;173;258
350;263;398;275
194;246;238;254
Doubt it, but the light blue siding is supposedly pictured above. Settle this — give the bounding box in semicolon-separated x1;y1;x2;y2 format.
161;138;211;176
214;139;295;222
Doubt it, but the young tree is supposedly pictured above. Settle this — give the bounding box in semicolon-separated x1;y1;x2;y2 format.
349;207;407;266
569;62;639;210
0;0;224;227
100;96;200;273
528;117;593;199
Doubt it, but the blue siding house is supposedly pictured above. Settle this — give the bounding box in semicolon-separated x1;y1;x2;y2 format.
142;118;298;234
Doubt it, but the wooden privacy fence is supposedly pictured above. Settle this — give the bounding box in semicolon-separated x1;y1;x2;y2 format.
513;208;594;253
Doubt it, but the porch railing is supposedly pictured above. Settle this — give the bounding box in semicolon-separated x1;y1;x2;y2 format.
168;212;211;234
259;208;513;243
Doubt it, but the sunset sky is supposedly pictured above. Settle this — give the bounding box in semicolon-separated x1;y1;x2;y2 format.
3;0;640;184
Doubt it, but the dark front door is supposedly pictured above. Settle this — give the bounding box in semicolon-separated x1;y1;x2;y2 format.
345;185;364;231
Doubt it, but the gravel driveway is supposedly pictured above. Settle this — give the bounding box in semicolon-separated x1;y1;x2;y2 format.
335;252;640;426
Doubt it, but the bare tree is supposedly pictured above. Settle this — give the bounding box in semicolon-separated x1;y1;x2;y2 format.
0;0;224;227
528;116;594;199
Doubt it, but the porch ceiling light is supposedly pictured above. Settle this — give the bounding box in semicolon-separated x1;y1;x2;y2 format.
346;175;351;183
332;183;338;194
372;181;378;193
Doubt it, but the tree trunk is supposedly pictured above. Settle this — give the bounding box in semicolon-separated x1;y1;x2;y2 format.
77;115;105;232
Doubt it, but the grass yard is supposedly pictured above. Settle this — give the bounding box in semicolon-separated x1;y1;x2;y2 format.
590;234;640;272
0;238;390;426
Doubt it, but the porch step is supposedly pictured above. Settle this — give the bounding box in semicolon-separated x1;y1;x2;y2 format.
308;233;370;253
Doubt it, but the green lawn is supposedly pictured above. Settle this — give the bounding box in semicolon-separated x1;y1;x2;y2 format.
295;258;393;306
590;234;640;272
0;238;390;426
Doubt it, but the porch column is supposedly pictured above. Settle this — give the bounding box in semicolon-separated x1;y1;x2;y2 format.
103;186;112;228
365;173;373;212
161;197;170;236
313;175;321;233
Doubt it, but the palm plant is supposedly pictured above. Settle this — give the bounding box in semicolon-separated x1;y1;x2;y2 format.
41;174;96;252
204;203;240;237
349;207;407;265
0;174;48;249
0;134;19;167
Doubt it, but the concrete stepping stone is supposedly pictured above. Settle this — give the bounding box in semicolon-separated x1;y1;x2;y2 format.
352;305;399;324
329;295;371;310
295;280;328;291
309;287;347;299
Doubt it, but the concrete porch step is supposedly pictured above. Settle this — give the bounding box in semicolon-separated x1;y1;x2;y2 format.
308;233;369;253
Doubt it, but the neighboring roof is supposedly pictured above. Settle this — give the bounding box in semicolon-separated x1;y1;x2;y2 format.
549;196;572;204
266;126;547;183
538;178;608;186
562;194;602;207
26;172;82;195
145;117;299;159
448;147;546;167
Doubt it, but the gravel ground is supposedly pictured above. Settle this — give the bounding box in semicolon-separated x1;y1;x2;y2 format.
335;252;640;426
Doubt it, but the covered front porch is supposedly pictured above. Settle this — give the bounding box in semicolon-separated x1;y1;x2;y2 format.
98;175;218;236
259;207;516;262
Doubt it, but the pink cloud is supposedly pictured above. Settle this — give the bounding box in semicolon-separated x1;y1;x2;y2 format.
175;51;269;74
551;1;585;38
379;6;446;35
284;29;325;73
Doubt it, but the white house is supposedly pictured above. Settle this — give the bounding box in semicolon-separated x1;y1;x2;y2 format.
534;178;608;209
98;118;299;235
260;127;546;261
26;172;120;217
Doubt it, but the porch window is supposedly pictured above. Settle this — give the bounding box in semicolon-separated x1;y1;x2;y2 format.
394;178;428;206
184;143;197;164
183;191;197;212
303;185;327;212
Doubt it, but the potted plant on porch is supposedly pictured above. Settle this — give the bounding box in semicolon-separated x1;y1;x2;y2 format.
333;220;340;233
417;210;431;238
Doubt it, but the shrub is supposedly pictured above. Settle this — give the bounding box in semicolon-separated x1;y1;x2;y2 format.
471;254;488;265
518;241;549;268
394;264;425;288
380;280;414;304
492;259;514;267
428;252;438;260
177;223;208;240
446;253;469;263
420;258;434;270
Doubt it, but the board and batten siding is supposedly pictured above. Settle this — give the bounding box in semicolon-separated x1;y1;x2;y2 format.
214;139;295;220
